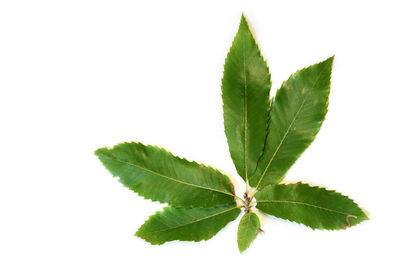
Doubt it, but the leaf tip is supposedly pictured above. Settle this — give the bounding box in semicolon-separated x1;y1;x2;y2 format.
94;147;104;157
237;239;250;254
322;55;335;70
239;13;249;29
359;209;370;222
134;227;158;245
94;147;110;161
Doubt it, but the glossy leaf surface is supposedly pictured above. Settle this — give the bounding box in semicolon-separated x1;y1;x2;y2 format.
95;142;235;208
250;57;333;189
237;212;260;253
135;204;240;245
222;15;271;181
255;183;368;230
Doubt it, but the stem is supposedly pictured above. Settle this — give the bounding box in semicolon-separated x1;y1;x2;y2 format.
248;187;257;201
234;194;246;203
230;183;245;203
243;193;250;213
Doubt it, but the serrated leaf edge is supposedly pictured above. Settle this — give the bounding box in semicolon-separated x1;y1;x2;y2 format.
221;14;271;181
135;204;241;245
95;141;237;208
253;56;334;189
256;182;368;230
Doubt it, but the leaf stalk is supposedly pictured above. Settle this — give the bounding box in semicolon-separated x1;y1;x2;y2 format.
244;193;251;213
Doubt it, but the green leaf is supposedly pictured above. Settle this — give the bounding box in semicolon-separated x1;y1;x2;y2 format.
222;14;271;181
250;57;333;189
237;212;260;253
95;142;236;208
95;15;369;250
255;183;368;230
135;204;241;245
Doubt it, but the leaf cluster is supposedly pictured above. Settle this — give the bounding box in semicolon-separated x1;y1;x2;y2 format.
95;15;367;253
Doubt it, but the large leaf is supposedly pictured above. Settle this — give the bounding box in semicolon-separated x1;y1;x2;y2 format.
250;57;333;189
95;142;236;208
237;212;260;253
135;204;241;245
255;183;368;230
222;14;271;181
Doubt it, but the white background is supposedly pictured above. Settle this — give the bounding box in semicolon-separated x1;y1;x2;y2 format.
1;0;399;266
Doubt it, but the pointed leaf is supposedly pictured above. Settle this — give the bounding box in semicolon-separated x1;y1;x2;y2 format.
250;57;333;189
255;183;368;230
237;212;260;253
95;142;236;208
135;204;241;245
222;15;271;181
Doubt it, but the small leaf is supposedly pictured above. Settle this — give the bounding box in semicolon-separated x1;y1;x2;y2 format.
237;212;260;253
255;183;368;230
222;14;271;181
95;142;236;208
250;57;333;189
135;204;241;245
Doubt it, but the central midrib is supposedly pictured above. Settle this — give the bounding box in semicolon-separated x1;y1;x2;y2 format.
148;206;238;233
255;66;327;189
243;213;252;236
256;99;306;188
257;199;353;216
242;38;249;182
103;154;234;197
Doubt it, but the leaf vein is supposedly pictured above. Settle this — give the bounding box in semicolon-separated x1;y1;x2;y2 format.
148;207;238;234
103;155;235;197
243;37;249;188
253;66;328;193
257;199;353;216
255;99;306;190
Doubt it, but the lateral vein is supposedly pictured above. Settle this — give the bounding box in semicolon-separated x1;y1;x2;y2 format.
257;199;353;216
147;207;238;233
102;154;234;197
